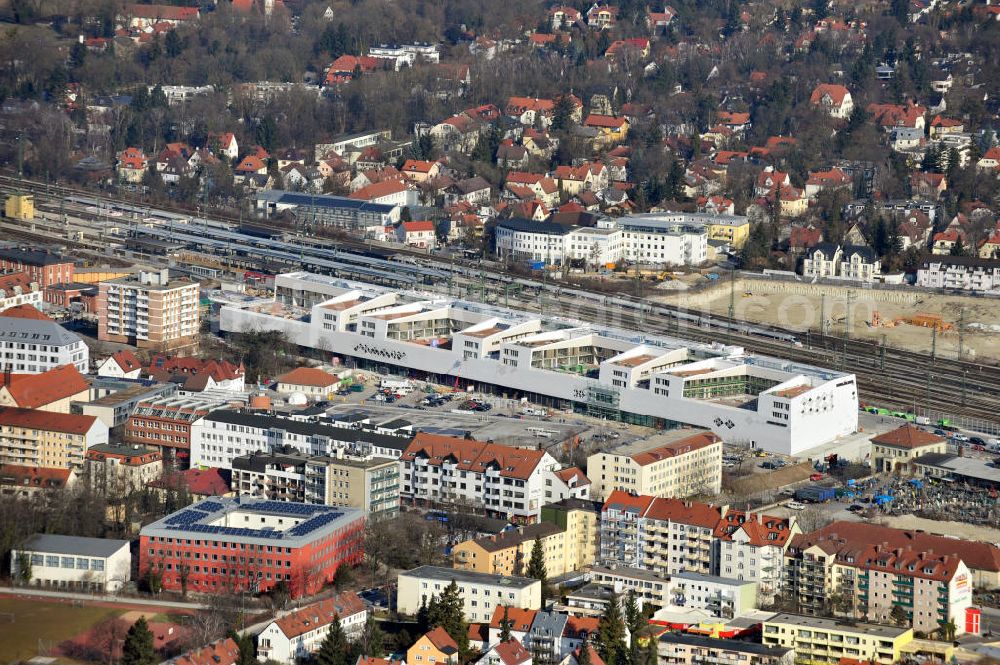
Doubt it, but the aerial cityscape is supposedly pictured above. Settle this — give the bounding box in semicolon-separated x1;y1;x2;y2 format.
0;0;999;665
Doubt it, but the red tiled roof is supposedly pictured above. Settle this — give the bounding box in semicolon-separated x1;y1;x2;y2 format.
810;83;851;106
0;365;90;409
0;272;36;298
630;432;720;466
402;160;437;174
0;303;49;320
871;424;945;449
554;466;590;486
110;350;141;373
643;496;724;527
424;626;459;653
565;615;599;638
0;406;97;435
168;638;238;665
584;114;627;129
602;490;656;514
349;179;408;201
0;464;73;488
402;433;548;480
273;592;366;638
489;606;537;631
494;638;532;665
791;520;1000;574
276;366;339;388
146;356;243;391
402;220;435;233
183;468;230;496
714;510;794;547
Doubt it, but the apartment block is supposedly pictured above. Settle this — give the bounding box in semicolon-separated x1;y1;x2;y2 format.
785;522;975;636
400;432;571;523
84;443;163;493
540;498;602;572
761;613;912;665
125;396;224;466
0;407;109;470
231;451;400;520
452;522;579;577
98;269;200;349
397;565;542;623
0;309;89;374
0;272;42;312
586;431;723;500
714;510;799;602
600;491;725;577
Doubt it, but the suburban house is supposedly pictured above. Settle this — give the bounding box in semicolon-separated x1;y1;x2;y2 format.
256;593;367;665
809;83;854;119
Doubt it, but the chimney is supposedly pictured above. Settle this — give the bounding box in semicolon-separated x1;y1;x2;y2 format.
757;512;763;524
2;365;10;387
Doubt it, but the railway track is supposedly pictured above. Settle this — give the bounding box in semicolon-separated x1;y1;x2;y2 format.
2;173;999;427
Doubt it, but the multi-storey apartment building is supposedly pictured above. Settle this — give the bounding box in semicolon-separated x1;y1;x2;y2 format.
125;396;225;467
600;491;725;577
658;633;792;665
139;498;365;598
452;522;584;577
0;407;109;470
586;431;722;499
256;592;367;664
785;522;974;636
916;256;1000;293
762;614;912;665
84;443;163;493
399;432;569;523
0;309;89;373
191;409;411;470
231;451;400;520
397;565;542;623
714;510;799;602
0;272;42;313
219;272;859;454
540;498;601;572
97;270;200;350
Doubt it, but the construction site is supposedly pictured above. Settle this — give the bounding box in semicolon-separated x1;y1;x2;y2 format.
659;275;1000;362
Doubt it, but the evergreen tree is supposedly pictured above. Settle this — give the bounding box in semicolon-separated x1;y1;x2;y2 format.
552;94;577;132
526;536;548;594
228;630;256;665
121;617;156;665
577;641;592;665
500;606;513;642
596;594;627;665
315;614;349;665
428;581;470;655
624;591;642;636
416;596;431;633
950;237;966;256
360;613;386;658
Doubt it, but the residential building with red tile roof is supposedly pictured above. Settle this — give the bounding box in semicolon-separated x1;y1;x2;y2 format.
587;431;722;499
0;406;108;470
453;521;582;577
349;179;416;206
0;271;42;313
145;356;245;392
401;432;570;522
932;228;966;254
587;4;618;28
397;220;437;249
324;55;380;85
549;6;583;30
810;83;854;118
786;521;977;633
805;167;852;199
867;101;926;131
275;366;341;398
871;424;947;473
407;627;460;665
929;115;964;138
117;146;148;183
122;4;199;31
789;224;823;253
256;592;367;663
96;350;143;379
0;464;77;496
715;510;800;601
600;490;726;577
401;159;442;183
0;364;90;413
485;637;533;665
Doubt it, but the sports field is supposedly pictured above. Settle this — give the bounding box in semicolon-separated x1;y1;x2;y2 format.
0;597;123;664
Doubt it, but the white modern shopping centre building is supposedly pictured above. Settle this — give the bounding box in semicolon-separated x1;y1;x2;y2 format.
219;272;858;454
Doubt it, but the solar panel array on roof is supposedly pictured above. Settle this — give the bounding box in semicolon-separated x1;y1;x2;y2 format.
252;500;332;516
194;501;225;513
288;511;343;537
173;522;286;540
165;510;204;526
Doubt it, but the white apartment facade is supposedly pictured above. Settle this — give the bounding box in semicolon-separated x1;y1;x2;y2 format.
0;315;89;374
219;272;859;455
666;572;758;617
715;510;798;602
190;409;411;470
256;593;367;665
397;565;542;623
916;257;1000;293
617;215;710;266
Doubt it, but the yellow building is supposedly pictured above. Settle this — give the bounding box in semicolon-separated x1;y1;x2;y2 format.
4;194;34;221
540;498;601;572
0;407;109;471
586;431;723;500
762;613;913;665
705;217;751;248
407;627;459;665
452;522;579;577
870;424;947;474
583;115;630;149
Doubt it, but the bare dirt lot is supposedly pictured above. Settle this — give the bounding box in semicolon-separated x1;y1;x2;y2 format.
656;277;1000;362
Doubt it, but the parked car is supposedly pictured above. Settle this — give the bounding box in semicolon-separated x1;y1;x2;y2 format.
847;504;865;513
970;437;988;446
810;472;824;481
786;501;806;510
952;433;971;443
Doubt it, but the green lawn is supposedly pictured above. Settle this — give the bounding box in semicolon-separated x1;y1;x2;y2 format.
0;597;123;664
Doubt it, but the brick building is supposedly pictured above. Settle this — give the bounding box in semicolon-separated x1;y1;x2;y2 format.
125;396;222;467
139;497;365;597
97;270;200;350
0;248;75;288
